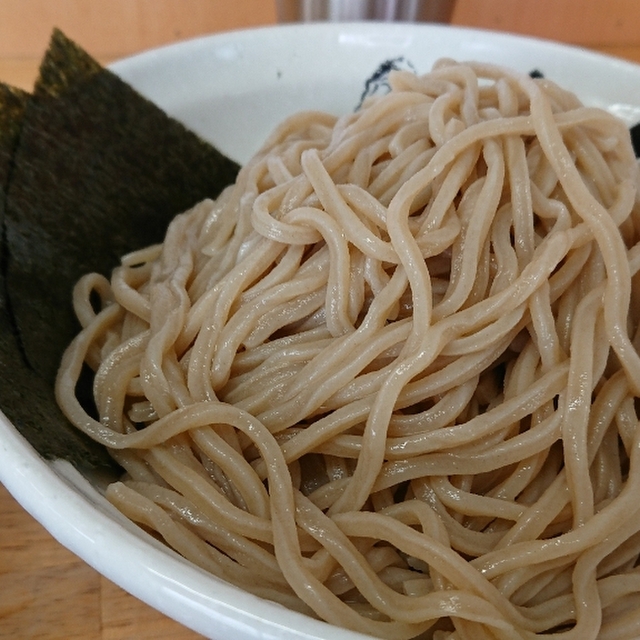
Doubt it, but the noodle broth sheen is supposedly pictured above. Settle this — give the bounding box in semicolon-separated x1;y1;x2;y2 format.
56;59;640;639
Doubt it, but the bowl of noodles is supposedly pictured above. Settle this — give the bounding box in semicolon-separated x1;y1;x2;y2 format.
4;21;640;640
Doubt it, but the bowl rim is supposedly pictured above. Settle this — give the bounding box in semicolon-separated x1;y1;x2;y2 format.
2;20;640;640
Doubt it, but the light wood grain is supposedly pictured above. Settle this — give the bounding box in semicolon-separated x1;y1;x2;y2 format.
0;483;203;639
2;1;640;638
451;0;640;46
0;0;277;57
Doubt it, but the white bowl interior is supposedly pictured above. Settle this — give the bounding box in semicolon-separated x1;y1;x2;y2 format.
2;22;640;640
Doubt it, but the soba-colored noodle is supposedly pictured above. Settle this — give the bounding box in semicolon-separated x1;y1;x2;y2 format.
55;59;640;639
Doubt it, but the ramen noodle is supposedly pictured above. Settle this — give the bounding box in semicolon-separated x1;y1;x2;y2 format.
56;59;640;639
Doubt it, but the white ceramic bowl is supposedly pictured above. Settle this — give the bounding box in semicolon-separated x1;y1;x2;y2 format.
2;22;640;640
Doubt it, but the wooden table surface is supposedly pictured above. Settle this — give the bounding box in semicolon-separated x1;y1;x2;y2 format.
2;1;640;638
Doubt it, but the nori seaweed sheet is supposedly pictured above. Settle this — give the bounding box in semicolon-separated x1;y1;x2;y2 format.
0;82;110;469
0;29;240;468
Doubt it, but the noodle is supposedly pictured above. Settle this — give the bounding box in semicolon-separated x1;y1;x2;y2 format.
55;59;640;639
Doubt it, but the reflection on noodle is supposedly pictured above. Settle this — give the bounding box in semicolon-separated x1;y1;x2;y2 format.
56;59;640;639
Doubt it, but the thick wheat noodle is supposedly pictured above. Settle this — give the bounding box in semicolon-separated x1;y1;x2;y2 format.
55;59;640;638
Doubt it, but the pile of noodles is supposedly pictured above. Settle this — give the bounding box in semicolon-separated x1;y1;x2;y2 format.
55;59;640;639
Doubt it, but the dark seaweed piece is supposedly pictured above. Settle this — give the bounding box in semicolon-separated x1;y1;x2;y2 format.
0;29;240;468
0;85;27;278
0;83;114;469
0;84;27;174
529;69;545;79
5;28;240;383
630;122;640;158
356;56;417;110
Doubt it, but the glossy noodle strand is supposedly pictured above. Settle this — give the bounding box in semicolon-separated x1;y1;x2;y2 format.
56;59;640;639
